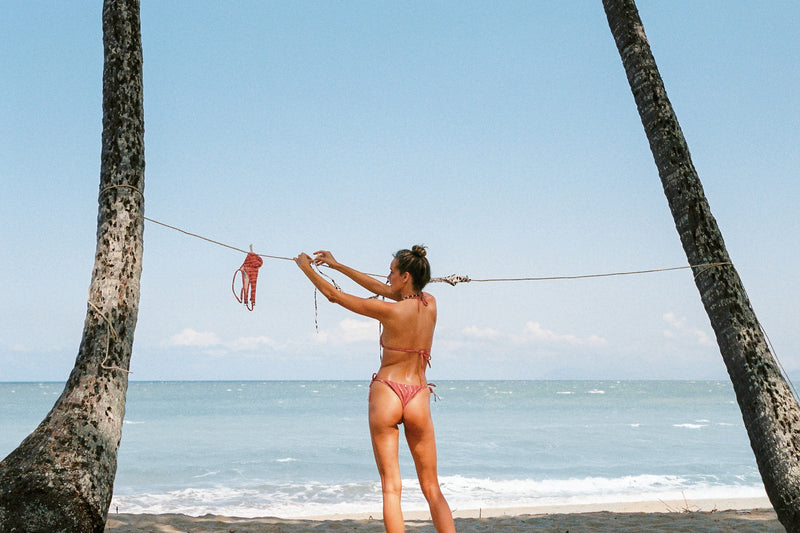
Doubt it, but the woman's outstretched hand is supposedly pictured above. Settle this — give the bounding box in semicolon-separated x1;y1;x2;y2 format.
294;252;313;272
313;250;339;269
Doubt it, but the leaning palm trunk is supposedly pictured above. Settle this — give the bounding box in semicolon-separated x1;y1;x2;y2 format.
0;1;144;531
602;0;800;529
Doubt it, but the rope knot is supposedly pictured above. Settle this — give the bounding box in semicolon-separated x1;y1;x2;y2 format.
431;274;472;286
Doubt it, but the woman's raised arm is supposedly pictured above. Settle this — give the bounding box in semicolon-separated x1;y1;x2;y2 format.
313;250;400;301
295;253;394;320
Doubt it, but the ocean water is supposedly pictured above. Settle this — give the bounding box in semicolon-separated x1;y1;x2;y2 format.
0;380;766;518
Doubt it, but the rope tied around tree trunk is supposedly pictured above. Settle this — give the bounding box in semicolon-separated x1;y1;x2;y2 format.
87;300;132;375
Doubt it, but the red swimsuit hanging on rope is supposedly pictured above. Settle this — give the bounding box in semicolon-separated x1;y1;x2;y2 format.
232;252;263;311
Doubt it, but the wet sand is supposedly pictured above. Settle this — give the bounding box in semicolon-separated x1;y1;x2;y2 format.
105;497;782;532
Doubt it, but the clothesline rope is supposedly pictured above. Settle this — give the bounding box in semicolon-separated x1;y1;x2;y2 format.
100;186;733;283
99;185;292;259
429;262;732;285
142;215;731;283
145;217;294;261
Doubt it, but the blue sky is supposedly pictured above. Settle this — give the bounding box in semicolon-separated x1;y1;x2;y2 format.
1;2;798;382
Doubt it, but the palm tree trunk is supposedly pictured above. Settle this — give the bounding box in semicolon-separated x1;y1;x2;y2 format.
602;0;800;529
0;1;144;531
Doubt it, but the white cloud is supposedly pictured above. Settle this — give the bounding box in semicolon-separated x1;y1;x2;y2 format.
521;321;567;342
456;322;606;347
585;334;608;346
339;318;378;343
312;330;330;343
662;312;714;346
165;329;280;355
312;319;379;345
167;328;221;348
695;330;713;346
518;321;607;346
462;325;502;340
230;336;277;351
663;312;684;329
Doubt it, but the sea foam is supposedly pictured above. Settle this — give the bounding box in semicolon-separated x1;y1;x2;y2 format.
110;474;767;518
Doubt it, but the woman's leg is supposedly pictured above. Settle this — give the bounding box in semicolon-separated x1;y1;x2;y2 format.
369;382;405;533
403;391;456;533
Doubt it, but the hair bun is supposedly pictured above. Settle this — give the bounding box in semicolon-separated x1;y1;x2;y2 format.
411;244;427;258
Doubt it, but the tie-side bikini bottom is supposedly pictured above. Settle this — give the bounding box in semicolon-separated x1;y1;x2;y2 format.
369;374;435;409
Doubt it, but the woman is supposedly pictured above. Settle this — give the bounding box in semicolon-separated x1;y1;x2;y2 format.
295;246;456;533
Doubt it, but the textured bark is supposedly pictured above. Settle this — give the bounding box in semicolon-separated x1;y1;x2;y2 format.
0;1;144;531
602;0;800;530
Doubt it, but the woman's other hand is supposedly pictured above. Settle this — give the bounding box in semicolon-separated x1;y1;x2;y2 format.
313;250;339;269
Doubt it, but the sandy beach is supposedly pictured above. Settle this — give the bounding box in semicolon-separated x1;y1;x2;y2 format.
105;497;782;532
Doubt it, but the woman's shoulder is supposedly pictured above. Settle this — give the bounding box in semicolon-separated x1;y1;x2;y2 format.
422;292;436;306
